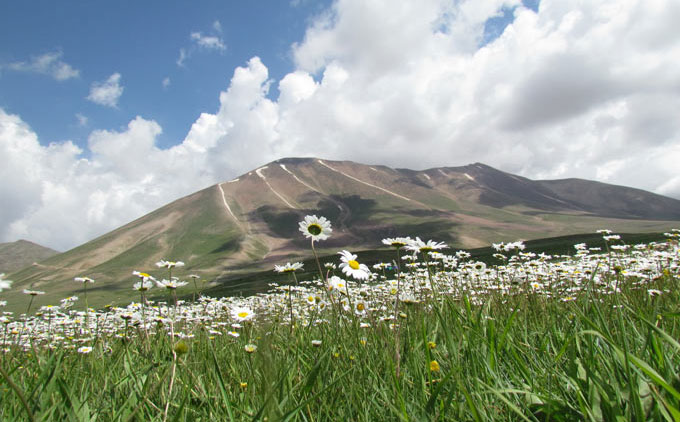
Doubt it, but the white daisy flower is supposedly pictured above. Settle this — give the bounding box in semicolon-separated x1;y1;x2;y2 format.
74;277;95;283
0;274;12;292
274;262;304;273
231;306;255;322
23;289;45;296
156;260;185;269
298;215;332;242
406;237;447;253
328;276;348;294
156;279;188;289
338;250;371;280
133;280;154;291
382;237;412;249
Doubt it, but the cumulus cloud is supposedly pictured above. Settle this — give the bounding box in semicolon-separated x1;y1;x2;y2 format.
2;0;680;250
279;0;680;197
87;73;124;107
2;51;79;81
0;109;215;250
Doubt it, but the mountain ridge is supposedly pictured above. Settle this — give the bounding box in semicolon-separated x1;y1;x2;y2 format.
3;157;678;311
0;240;59;275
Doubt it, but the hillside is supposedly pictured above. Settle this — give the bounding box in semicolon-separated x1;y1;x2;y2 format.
3;157;678;311
0;240;59;274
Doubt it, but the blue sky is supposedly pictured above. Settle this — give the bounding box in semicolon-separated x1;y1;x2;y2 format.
0;0;539;152
0;0;334;150
1;0;679;250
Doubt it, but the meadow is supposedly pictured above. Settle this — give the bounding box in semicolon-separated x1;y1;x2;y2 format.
0;219;679;421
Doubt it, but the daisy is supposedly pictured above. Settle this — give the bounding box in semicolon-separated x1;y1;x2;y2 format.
406;237;447;253
382;237;412;249
244;343;257;353
133;280;154;291
231;306;255;322
354;300;368;315
298;215;332;242
0;274;12;292
133;271;155;281
77;346;93;354
647;289;663;297
156;260;185;269
274;262;304;273
338;250;371;280
156;279;188;289
23;289;45;296
328;276;348;294
74;277;95;284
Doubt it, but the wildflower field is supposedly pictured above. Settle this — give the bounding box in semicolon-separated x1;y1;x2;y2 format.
1;218;679;421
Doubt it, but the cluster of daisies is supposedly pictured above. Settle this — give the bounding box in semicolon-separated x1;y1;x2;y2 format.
0;217;678;354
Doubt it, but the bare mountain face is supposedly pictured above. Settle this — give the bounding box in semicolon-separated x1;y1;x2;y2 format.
0;240;59;274
5;158;679;310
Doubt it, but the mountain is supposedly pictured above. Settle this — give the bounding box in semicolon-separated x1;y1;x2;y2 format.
0;240;59;274
4;158;679;311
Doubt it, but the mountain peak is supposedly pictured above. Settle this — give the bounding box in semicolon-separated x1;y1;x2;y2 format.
4;158;678;311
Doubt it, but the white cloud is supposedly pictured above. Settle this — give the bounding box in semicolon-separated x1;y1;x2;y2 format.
177;23;227;67
162;77;171;89
87;73;123;107
177;48;188;67
190;32;226;51
279;0;680;198
2;0;680;250
75;113;88;127
2;51;79;81
0;109;215;250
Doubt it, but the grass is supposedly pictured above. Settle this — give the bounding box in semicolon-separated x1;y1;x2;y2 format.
1;230;679;421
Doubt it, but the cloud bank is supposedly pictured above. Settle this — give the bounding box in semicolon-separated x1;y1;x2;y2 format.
2;0;680;251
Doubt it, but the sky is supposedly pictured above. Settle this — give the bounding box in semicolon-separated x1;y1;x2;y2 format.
1;0;679;251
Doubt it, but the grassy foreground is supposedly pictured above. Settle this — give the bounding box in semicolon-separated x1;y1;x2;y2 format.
1;230;680;421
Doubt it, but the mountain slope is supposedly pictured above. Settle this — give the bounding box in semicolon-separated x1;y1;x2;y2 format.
4;157;679;311
0;240;59;274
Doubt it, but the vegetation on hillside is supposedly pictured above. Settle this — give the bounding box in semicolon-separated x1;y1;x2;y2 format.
0;219;679;421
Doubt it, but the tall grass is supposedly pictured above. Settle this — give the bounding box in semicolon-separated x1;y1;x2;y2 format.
1;232;679;421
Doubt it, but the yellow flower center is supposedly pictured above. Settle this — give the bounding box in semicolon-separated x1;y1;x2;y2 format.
238;311;249;318
349;260;360;270
307;224;322;236
356;303;365;311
